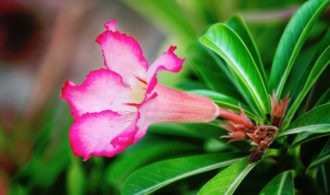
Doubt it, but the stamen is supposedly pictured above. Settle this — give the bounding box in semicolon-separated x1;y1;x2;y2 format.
125;103;139;107
135;75;147;85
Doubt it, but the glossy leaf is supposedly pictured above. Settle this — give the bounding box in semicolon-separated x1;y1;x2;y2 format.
198;157;257;195
106;140;200;187
187;42;237;97
268;0;329;97
281;103;330;137
190;89;256;119
200;23;269;117
259;170;295;195
207;49;261;116
226;15;266;82
121;153;242;195
285;46;330;123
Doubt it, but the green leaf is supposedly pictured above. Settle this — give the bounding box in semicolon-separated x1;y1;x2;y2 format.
198;157;257;195
149;122;226;139
279;124;330;137
308;139;330;169
106;140;200;187
121;153;242;195
204;138;239;153
285;46;330;123
67;158;86;195
200;23;269;117
291;132;330;147
122;0;197;41
320;165;329;193
9;184;28;195
206;49;260;115
268;0;329;97
190;89;257;119
187;42;237;97
259;170;295;195
284;28;330;99
226;15;266;82
315;88;330;107
281;103;330;137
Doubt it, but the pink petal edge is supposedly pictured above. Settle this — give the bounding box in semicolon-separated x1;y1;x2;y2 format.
61;69;135;119
146;46;185;94
69;110;138;161
104;20;117;31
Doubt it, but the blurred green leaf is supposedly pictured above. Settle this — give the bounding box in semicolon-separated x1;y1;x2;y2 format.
314;88;330;107
204;138;239;153
10;184;28;195
200;23;269;118
268;0;329;97
190;89;256;119
106;140;200;187
308;139;330;169
281;103;330;137
187;42;237;98
320;165;329;193
19;103;72;188
121;153;242;195
67;158;86;195
226;15;266;82
198;157;257;195
122;0;197;42
149;122;225;139
279;124;330;137
309;155;330;170
259;170;295;195
291;132;330;146
285;46;330;123
0;126;5;147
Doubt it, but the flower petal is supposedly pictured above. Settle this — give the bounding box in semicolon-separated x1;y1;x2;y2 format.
104;20;117;32
135;84;219;141
61;69;135;119
146;46;185;94
69;110;137;161
96;24;148;87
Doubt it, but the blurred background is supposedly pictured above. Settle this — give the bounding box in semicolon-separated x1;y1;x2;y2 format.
0;0;328;194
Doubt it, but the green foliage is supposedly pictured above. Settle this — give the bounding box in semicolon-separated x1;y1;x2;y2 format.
226;15;267;82
198;157;257;195
200;23;269;118
280;103;330;136
259;170;295;195
268;0;329;98
105;140;200;188
122;153;242;195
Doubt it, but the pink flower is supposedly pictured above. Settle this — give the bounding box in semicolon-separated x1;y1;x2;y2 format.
61;20;220;161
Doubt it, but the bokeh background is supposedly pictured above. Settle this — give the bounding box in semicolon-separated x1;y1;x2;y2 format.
0;0;328;194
